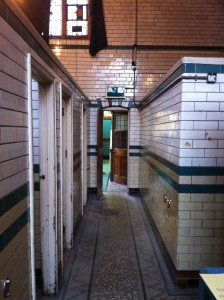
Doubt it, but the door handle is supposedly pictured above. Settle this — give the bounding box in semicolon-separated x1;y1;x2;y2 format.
40;175;45;180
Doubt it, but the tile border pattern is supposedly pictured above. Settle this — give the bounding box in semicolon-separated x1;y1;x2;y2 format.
141;148;224;194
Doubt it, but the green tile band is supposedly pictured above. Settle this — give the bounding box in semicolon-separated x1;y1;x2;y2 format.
0;182;29;217
0;208;30;252
141;155;224;194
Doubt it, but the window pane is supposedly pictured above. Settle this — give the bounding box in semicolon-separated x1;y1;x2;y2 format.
66;20;88;36
66;1;88;37
115;115;128;130
67;0;88;4
49;0;62;36
67;5;87;21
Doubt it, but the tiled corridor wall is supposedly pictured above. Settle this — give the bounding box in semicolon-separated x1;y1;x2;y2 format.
51;0;224;103
0;16;31;300
32;80;42;283
139;57;224;272
0;1;89;298
87;104;140;191
73;99;82;224
51;0;224;191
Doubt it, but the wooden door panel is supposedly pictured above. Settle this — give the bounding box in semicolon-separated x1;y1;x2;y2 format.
113;149;127;184
111;112;128;185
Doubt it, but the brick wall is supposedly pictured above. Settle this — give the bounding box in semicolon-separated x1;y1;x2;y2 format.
0;15;31;300
51;0;224;102
139;57;224;271
0;1;89;297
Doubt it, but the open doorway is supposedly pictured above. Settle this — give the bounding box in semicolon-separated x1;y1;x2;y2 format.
99;109;128;193
102;111;112;191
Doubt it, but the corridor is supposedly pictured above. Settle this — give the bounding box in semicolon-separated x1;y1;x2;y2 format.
39;182;198;300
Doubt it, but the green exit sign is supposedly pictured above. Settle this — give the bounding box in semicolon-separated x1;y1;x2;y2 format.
106;86;125;98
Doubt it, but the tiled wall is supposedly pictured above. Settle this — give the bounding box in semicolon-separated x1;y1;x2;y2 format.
32;80;42;282
50;0;224;192
129;108;140;189
0;1;89;297
139;57;224;271
50;0;224;103
73;99;82;224
88;107;98;189
0;15;31;300
87;103;140;191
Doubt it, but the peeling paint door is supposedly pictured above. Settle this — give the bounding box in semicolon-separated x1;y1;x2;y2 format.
82;105;88;209
62;96;73;249
39;82;58;295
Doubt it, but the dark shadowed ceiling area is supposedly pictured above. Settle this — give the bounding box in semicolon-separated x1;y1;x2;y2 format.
15;0;50;43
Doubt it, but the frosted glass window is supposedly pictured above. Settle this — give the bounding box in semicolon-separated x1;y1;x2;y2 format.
67;0;88;4
49;0;89;38
115;115;128;130
66;1;88;36
49;0;62;36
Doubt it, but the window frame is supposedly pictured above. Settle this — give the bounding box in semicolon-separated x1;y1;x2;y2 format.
49;0;90;40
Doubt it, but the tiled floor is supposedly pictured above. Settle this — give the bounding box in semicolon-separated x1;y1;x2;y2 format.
38;182;199;300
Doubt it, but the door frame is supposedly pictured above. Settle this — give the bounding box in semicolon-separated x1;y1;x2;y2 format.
82;104;88;212
61;87;73;250
97;109;103;198
39;81;58;295
97;108;129;193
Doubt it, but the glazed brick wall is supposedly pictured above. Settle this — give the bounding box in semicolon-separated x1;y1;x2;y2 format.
88;107;98;188
51;0;224;102
52;49;224;102
1;2;88;296
139;58;224;271
0;16;31;300
32;79;41;271
56;0;224;47
51;0;224;193
73;99;82;224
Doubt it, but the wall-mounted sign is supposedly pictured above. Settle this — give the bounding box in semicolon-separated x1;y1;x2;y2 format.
106;86;125;98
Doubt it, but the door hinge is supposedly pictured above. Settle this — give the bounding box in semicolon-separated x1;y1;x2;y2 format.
65;149;67;158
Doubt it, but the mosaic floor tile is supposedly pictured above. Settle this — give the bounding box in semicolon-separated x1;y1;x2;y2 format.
38;185;199;300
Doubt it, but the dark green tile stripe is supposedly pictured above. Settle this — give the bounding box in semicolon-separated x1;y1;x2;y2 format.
88;145;97;149
0;208;30;252
50;44;224;52
0;182;29;217
141;156;224;194
129;145;141;157
73;161;81;172
88;152;97;156
129;153;140;157
73;151;81;161
88;145;97;156
34;182;40;192
141;148;224;176
34;164;40;191
34;164;40;173
139;62;224;109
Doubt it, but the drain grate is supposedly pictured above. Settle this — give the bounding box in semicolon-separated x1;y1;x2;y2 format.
103;209;119;216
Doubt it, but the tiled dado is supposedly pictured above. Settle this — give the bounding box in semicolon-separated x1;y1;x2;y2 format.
0;183;30;252
141;149;224;193
0;182;29;217
87;145;141;156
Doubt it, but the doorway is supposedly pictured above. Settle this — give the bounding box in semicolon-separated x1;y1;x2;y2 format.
97;109;128;195
102;111;112;192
